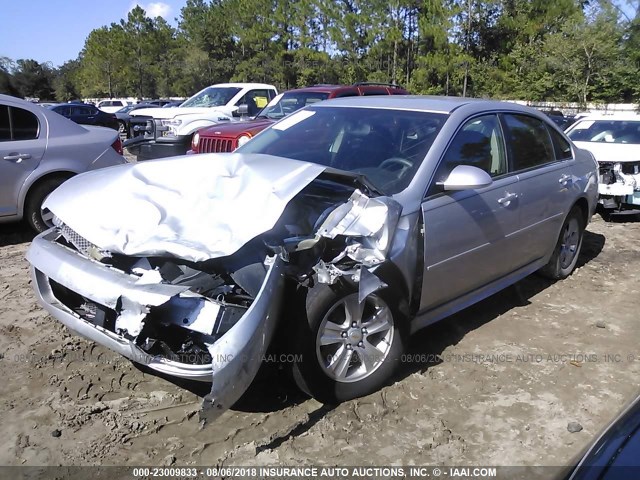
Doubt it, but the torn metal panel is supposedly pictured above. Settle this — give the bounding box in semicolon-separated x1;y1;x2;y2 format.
201;256;285;423
43;153;325;263
316;189;390;240
358;267;388;303
312;190;403;283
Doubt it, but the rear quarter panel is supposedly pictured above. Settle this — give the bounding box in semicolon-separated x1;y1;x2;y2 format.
16;126;125;219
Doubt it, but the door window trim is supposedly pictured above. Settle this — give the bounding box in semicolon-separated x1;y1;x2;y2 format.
1;106;41;141
498;112;562;175
424;112;511;200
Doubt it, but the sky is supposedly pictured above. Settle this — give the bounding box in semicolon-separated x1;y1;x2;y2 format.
0;0;183;68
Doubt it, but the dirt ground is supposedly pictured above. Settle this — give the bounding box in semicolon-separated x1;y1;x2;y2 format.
0;214;638;469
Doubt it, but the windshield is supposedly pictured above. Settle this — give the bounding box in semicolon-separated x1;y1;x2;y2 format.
258;92;330;120
567;120;640;144
237;106;447;194
116;105;135;113
180;87;241;108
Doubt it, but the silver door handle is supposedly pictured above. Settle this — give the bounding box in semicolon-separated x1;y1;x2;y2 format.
3;153;32;162
498;192;518;206
559;174;573;186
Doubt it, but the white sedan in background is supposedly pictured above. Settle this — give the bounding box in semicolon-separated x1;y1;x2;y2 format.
566;113;640;217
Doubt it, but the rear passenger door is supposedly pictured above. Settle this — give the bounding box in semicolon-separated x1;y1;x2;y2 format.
501;114;576;265
420;114;521;310
0;104;46;217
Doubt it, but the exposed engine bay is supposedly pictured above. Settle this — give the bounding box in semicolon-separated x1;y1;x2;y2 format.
598;161;640;210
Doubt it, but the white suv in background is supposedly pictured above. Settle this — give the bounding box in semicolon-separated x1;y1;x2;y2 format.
97;99;132;113
123;83;277;160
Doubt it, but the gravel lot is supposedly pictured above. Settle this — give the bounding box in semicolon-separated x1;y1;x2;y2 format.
0;215;638;468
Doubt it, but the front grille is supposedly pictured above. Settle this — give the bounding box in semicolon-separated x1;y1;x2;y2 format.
60;224;94;256
129;116;155;140
198;137;235;153
59;224;110;261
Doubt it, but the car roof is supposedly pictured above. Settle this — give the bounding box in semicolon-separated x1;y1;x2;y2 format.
208;83;276;89
573;112;640;121
49;103;96;109
282;84;406;94
309;95;539;114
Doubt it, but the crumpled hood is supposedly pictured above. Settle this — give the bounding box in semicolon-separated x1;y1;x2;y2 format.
44;153;325;262
130;107;228;119
573;142;640;163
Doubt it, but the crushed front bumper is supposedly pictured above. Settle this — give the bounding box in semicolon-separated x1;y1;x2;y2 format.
27;229;285;420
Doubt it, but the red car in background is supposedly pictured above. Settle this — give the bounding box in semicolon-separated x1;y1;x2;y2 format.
189;83;408;154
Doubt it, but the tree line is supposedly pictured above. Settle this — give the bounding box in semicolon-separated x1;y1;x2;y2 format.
2;0;640;105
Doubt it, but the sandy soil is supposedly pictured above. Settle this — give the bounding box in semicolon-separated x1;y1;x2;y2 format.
0;215;638;468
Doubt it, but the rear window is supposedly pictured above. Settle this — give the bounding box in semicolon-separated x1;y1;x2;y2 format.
0;105;39;141
12;107;39;140
567;120;640;144
259;92;330;120
547;126;573;160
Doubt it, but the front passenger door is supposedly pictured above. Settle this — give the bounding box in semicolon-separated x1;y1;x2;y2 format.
420;114;521;311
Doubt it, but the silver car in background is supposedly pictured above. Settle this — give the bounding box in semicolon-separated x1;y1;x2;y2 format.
26;96;598;421
0;94;128;231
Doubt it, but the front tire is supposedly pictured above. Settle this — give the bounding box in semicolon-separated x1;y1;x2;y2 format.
291;283;405;404
539;205;585;280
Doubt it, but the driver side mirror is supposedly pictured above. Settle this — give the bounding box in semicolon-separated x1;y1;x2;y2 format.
440;165;493;191
233;104;249;118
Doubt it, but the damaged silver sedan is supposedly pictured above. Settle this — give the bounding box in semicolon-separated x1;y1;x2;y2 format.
27;97;599;421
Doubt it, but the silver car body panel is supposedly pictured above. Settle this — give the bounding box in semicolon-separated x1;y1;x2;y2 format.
0;94;127;223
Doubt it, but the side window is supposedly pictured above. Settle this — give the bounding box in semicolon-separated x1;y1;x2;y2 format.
236;89;271;114
11;107;39;140
502;114;555;170
54;106;69;116
0;105;10;141
73;106;90;116
547;126;573;160
433;114;507;186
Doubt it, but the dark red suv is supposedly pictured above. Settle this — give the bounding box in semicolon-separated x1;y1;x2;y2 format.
189;83;408;154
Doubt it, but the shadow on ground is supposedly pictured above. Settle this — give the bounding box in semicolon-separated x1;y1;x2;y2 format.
0;223;35;247
397;228;605;379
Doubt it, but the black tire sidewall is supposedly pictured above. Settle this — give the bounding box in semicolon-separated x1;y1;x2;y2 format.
544;206;585;279
291;282;405;404
25;178;66;233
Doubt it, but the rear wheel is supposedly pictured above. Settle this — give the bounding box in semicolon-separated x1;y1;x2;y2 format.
539;206;584;280
292;283;405;404
25;177;68;232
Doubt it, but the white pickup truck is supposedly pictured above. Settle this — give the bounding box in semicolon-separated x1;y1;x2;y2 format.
124;83;277;160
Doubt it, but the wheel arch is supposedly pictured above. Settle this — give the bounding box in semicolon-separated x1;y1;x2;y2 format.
573;196;591;228
20;170;76;218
